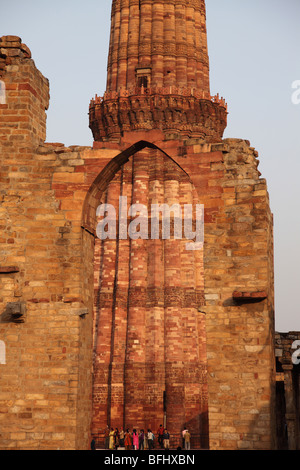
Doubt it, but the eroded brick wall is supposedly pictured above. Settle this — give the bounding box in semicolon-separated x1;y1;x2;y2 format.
0;36;49;149
0;37;275;450
143;136;276;450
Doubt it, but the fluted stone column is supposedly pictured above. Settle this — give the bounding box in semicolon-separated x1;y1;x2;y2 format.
127;0;140;86
105;0;211;95
92;176;120;431
116;0;130;90
152;1;164;87
124;150;150;429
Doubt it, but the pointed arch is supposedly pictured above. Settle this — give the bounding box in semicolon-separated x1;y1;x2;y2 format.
81;140;189;235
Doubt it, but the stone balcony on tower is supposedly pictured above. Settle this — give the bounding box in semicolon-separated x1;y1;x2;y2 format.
89;0;227;143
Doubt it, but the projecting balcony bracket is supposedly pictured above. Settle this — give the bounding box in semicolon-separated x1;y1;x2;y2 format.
232;290;268;304
0;266;20;274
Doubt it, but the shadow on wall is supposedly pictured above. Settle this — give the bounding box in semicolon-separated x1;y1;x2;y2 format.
209;405;277;450
184;402;287;450
210;300;277;449
239;404;276;450
184;413;209;450
0;302;25;323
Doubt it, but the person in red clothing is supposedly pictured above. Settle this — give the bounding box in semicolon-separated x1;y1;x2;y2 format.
124;429;132;450
157;424;165;449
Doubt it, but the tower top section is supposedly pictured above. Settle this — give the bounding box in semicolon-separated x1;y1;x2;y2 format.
107;0;210;93
89;0;227;143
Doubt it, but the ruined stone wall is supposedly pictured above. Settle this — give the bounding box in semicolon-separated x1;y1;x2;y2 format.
0;129;123;447
0;39;276;450
0;136;276;450
197;139;276;450
0;36;49;149
0;37;97;449
0;141;98;448
145;136;276;450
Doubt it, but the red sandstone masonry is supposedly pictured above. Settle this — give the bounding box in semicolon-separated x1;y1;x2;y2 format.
90;146;208;446
90;0;227;143
0;0;275;450
0;123;275;450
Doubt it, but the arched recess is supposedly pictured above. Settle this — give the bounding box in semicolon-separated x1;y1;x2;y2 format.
82;141;208;449
81;140;190;236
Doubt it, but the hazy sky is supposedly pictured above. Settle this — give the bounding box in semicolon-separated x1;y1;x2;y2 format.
1;0;299;332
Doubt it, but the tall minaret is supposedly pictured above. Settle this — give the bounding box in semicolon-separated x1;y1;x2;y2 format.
106;0;210;92
90;1;216;449
89;0;227;142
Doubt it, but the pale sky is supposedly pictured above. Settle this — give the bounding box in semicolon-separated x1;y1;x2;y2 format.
1;0;299;332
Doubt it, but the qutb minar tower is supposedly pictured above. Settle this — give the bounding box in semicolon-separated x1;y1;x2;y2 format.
89;0;226;448
87;0;275;450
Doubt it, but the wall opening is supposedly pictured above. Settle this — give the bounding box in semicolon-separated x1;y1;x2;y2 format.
136;68;151;89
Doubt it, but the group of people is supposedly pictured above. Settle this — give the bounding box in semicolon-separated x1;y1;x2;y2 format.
96;424;191;450
103;425;167;450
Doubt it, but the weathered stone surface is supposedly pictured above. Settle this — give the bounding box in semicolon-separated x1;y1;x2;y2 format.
0;0;276;452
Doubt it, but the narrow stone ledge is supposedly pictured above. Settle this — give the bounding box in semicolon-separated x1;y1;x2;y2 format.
211;142;230;153
232;290;268;303
0;266;19;274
